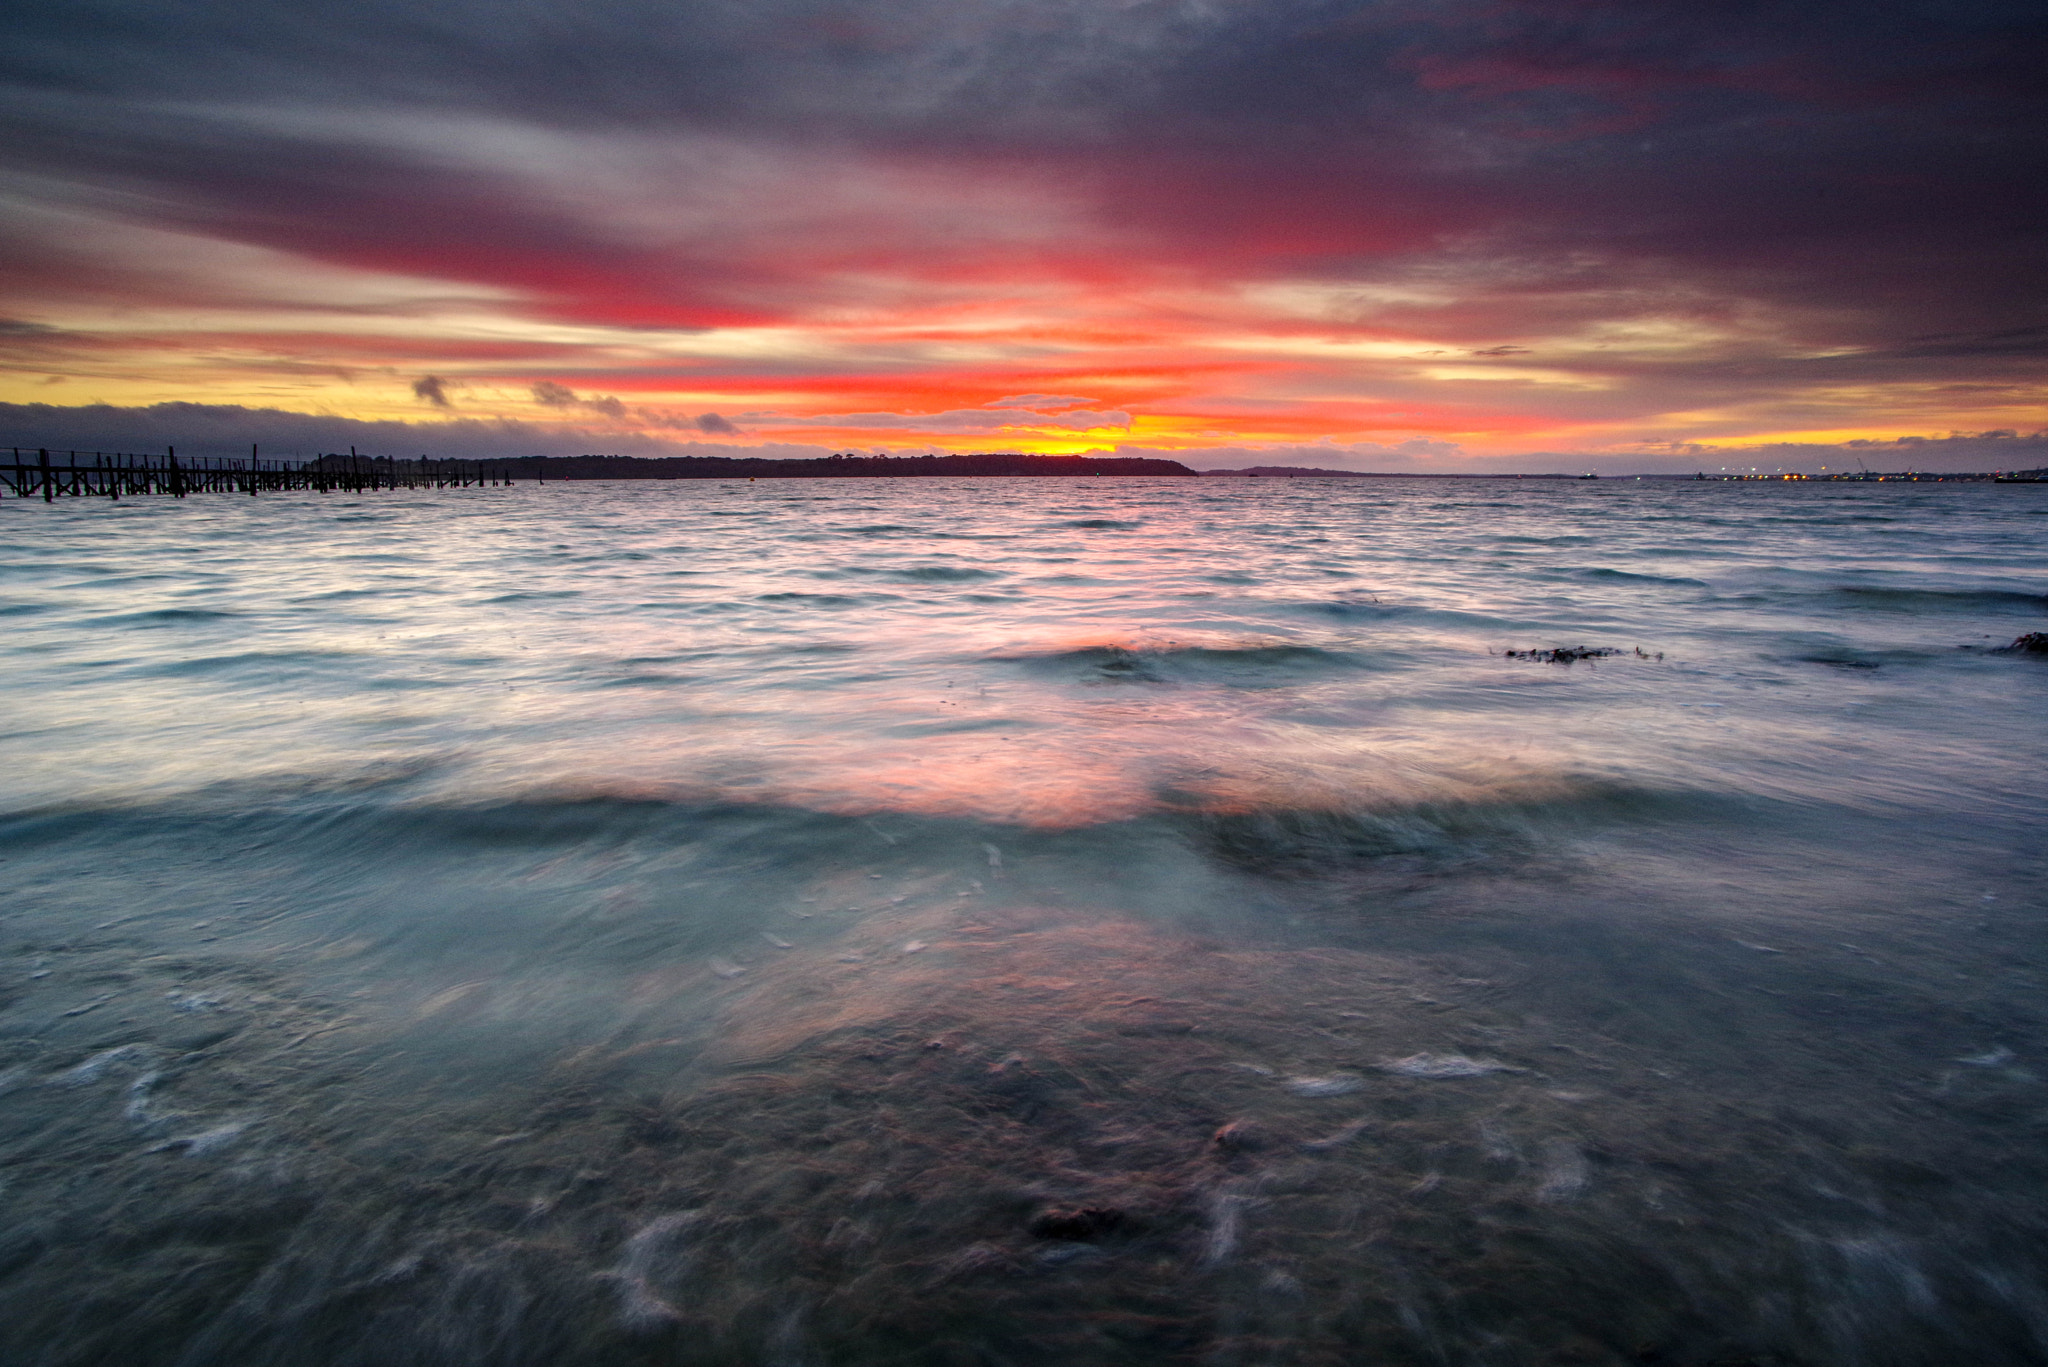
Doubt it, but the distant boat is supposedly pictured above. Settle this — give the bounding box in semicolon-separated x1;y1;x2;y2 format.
1578;473;1600;479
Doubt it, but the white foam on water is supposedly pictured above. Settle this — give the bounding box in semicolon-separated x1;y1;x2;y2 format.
122;1069;164;1123
1535;1139;1589;1202
1381;1053;1516;1079
52;1044;139;1086
148;1120;253;1156
1201;1189;1245;1269
1300;1117;1371;1150
601;1212;699;1331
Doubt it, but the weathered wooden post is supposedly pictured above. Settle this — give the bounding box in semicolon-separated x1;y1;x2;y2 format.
39;450;51;502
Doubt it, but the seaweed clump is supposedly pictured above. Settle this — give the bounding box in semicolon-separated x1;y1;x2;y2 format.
1999;632;2048;655
1503;646;1662;664
1028;1206;1128;1242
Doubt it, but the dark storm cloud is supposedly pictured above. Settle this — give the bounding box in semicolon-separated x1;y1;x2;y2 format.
1885;326;2048;359
0;400;817;461
7;2;2043;241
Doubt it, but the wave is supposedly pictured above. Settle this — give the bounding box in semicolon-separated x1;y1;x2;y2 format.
129;648;364;678
91;607;242;626
755;592;900;607
0;769;1731;868
1826;586;2048;614
1763;642;1957;671
1058;518;1140;530
1181;779;1734;874
1573;568;1709;586
591;672;701;688
880;716;1036;737
836;565;1003;583
992;640;1369;684
290;587;389;602
1275;599;1513;631
0;561;130;579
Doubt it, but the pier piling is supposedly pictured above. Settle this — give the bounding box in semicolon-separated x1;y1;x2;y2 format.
1;449;520;499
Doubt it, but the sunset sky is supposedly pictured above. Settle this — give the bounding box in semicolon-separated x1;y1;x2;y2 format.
3;0;2044;470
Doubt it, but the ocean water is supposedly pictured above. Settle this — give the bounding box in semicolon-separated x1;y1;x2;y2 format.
0;476;2044;1366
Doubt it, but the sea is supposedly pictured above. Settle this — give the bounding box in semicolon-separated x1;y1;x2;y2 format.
0;475;2043;1366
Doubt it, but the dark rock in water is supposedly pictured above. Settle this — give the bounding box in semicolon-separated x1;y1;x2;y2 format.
1029;1206;1126;1241
1210;1120;1266;1153
2001;632;2048;654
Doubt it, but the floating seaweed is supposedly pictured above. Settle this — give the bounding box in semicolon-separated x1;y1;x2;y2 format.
1507;651;1646;664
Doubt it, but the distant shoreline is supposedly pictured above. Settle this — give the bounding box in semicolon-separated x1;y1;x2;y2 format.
476;452;1199;479
15;445;2040;483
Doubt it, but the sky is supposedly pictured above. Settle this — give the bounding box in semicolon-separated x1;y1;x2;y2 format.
2;0;2045;472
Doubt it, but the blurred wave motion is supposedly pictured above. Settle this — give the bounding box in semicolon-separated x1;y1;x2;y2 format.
1;477;2044;1366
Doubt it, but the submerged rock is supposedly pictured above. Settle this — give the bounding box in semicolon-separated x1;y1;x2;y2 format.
1028;1206;1126;1242
1210;1120;1268;1153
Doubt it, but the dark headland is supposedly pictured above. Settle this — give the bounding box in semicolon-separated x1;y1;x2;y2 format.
485;452;1197;479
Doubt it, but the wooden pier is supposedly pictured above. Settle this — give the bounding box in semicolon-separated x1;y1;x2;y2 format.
2;448;525;501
